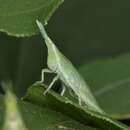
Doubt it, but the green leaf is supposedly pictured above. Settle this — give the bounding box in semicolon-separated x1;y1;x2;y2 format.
79;53;130;119
21;101;99;130
0;0;63;37
23;82;130;130
0;88;99;130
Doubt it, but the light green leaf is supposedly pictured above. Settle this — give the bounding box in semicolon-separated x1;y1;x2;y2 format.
23;82;130;130
0;0;63;37
0;88;99;130
79;53;130;119
2;82;27;130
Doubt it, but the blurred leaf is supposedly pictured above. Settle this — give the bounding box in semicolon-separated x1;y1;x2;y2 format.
0;86;99;130
0;0;63;37
2;82;27;130
23;82;129;130
79;53;130;119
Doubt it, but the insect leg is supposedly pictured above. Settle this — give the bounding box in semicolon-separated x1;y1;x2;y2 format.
78;97;82;106
44;74;59;95
60;84;66;96
69;89;75;97
41;68;53;82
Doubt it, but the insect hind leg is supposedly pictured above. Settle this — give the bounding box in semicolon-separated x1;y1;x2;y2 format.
78;97;82;106
44;74;59;95
69;89;82;105
60;84;66;96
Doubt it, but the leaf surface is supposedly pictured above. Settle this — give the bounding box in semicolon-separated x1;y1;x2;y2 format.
79;53;130;119
0;92;99;130
23;82;130;130
0;0;63;36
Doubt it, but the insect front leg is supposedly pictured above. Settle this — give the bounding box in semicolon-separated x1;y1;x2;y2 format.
44;74;59;95
41;68;53;82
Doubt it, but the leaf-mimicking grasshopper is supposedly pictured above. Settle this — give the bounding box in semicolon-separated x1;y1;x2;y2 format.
36;20;104;114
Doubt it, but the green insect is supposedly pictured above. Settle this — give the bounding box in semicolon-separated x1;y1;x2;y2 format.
36;20;104;114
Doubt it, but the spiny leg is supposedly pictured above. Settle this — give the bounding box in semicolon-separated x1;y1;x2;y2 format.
60;84;66;96
44;74;59;95
40;68;53;82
